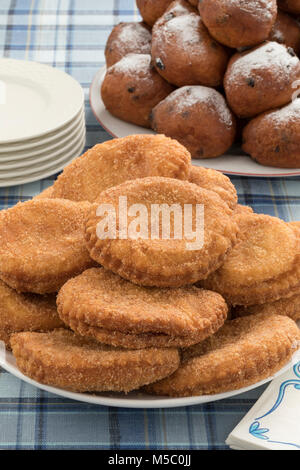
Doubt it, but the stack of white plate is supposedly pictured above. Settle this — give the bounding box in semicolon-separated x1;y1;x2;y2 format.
0;58;86;187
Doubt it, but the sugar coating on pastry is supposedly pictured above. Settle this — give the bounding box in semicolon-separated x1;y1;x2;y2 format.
232;292;300;322
151;86;236;159
151;0;229;87
242;99;300;168
0;280;63;348
269;10;300;55
105;22;151;67
136;0;174;26
198;0;277;48
224;41;300;118
201;212;300;305
145;313;300;396
85;177;238;287
57;267;228;349
101;54;174;128
0;199;95;294
10;329;180;393
188;166;237;210
51;135;191;202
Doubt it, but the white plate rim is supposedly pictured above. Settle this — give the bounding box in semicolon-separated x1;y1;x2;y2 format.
0;345;299;409
0;137;86;187
0;122;86;170
90;66;300;178
0;106;85;154
0;127;86;177
0;59;84;144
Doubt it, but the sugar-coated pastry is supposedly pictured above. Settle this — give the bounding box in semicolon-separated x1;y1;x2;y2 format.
85;177;238;287
105;22;151;67
242;99;300;168
10;329;180;393
201;212;300;305
51;135;191;202
136;0;174;26
0;199;95;294
269;10;300;55
198;0;277;48
0;280;63;348
151;86;236;158
57;267;228;349
101;54;174;128
188;165;238;210
145;313;300;396
224;41;300;118
151;0;229;87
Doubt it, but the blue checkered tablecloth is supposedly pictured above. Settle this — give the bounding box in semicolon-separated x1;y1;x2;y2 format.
0;0;300;451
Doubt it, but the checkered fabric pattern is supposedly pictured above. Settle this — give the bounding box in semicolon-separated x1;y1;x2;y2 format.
0;0;299;450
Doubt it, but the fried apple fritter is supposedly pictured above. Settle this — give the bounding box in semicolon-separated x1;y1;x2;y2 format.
50;135;191;202
188;166;237;210
145;313;300;396
0;199;96;294
232;292;300;322
57;267;228;349
85;177;238;287
10;329;180;393
201;212;300;305
0;280;64;348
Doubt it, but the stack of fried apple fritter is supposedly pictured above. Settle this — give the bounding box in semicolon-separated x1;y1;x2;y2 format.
0;134;299;396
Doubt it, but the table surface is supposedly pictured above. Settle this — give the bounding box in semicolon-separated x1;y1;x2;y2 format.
0;0;300;450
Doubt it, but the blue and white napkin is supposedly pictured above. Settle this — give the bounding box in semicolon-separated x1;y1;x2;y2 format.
226;351;300;450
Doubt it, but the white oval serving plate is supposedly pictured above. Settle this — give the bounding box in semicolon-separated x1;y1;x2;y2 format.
1;340;299;409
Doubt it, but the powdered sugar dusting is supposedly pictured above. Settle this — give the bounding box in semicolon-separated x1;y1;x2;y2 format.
163;86;234;128
265;98;300;126
167;1;192;16
228;41;299;84
161;13;202;47
116;23;151;54
228;0;275;22
110;54;152;75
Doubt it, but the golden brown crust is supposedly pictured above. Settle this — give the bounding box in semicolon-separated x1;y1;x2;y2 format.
151;0;229;87
232;292;300;322
0;280;63;348
201;213;300;305
199;0;277;48
242;100;300;168
85;177;239;287
10;329;180;393
145;313;300;396
101;54;174;128
188;166;237;210
0;199;95;294
105;22;151;68
57;268;228;348
51;135;191;202
224;41;300;119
